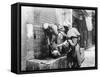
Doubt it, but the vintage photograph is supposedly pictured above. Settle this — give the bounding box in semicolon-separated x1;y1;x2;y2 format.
21;6;96;71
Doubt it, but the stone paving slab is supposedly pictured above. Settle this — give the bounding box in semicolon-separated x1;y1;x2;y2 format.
81;46;95;67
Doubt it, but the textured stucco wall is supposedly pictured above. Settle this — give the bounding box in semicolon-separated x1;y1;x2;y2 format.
21;6;34;71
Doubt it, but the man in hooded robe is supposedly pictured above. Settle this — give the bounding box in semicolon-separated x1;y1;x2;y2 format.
57;22;83;67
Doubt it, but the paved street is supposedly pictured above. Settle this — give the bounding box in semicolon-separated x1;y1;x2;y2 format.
81;46;95;67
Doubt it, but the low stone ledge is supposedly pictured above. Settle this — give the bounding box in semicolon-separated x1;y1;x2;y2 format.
26;56;68;71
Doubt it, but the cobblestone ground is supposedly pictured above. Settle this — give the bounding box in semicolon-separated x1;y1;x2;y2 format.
81;46;95;67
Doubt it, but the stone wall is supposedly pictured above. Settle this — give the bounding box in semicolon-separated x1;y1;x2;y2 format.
21;7;58;71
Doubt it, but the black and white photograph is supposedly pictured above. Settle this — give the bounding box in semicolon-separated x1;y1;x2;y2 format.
0;0;100;76
21;5;97;72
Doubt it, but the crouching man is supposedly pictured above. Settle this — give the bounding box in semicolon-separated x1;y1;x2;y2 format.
57;23;84;67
